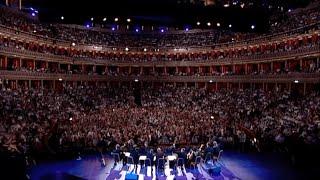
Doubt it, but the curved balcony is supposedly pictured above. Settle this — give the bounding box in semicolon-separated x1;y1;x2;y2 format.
0;45;319;66
0;22;319;53
0;70;319;83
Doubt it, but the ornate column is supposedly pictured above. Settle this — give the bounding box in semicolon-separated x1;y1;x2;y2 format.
209;66;213;74
53;80;56;90
41;80;44;89
117;66;120;74
128;66;132;74
285;60;288;70
265;83;268;91
68;64;71;72
4;56;8;69
245;64;248;74
33;60;36;70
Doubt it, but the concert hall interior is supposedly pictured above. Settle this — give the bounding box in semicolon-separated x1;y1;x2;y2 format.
0;0;320;180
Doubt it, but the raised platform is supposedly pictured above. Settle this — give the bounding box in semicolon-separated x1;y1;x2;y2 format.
29;151;320;180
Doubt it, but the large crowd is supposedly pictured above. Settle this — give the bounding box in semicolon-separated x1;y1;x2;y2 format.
0;2;320;67
0;84;319;161
0;29;319;64
270;1;320;33
0;2;320;49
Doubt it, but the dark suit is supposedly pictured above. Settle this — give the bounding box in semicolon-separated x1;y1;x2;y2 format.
178;151;187;162
139;147;148;155
130;148;139;165
155;151;164;167
147;151;154;166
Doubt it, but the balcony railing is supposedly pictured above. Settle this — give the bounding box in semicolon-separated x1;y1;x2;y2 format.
0;70;319;83
0;45;319;66
0;22;319;52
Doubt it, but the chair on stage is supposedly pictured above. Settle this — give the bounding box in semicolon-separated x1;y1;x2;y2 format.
127;156;137;172
143;158;153;175
176;158;185;169
139;155;147;167
145;158;152;167
190;156;205;179
204;153;213;163
156;158;165;173
191;156;203;169
111;152;120;167
127;156;135;165
196;156;203;164
215;150;224;165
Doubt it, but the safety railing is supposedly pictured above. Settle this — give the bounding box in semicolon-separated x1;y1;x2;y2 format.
0;22;319;52
0;70;319;82
0;45;319;66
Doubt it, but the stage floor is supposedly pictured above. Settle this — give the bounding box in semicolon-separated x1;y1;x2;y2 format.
29;151;319;180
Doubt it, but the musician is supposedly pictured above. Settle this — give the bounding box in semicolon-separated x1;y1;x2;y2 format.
147;148;155;173
129;145;139;173
212;141;220;160
177;148;187;168
204;142;216;161
112;144;121;166
147;149;155;166
187;148;196;168
120;143;128;166
198;144;205;158
155;147;164;169
178;148;187;162
138;142;149;168
139;142;149;155
165;143;176;156
205;142;214;155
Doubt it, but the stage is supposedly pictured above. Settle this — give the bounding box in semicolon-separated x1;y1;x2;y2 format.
29;151;319;180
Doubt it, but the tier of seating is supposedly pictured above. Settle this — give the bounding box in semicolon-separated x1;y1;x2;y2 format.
0;2;319;49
